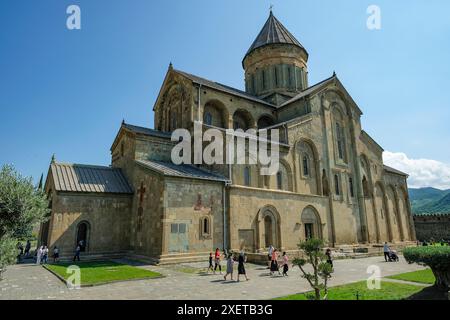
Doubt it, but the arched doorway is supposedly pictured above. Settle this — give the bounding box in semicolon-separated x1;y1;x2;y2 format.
257;206;281;250
301;207;322;240
76;221;89;252
264;215;273;248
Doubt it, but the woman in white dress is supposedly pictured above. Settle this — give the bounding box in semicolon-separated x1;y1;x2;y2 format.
36;246;43;265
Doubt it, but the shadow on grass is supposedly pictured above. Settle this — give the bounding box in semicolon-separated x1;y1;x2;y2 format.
406;286;449;300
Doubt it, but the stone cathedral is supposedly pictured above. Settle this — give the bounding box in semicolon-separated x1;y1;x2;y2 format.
40;12;416;263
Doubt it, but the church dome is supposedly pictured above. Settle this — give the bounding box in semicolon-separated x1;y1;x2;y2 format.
243;11;309;105
244;11;307;60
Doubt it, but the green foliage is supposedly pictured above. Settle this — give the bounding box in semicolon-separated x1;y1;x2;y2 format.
292;238;333;300
0;164;50;239
404;246;450;291
45;261;162;285
0;164;50;278
403;246;450;270
0;236;18;279
387;269;435;285
274;281;423;300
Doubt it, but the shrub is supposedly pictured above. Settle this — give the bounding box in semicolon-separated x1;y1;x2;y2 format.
403;246;450;292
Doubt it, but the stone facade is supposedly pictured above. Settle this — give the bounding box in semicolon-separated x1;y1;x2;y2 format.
40;12;416;263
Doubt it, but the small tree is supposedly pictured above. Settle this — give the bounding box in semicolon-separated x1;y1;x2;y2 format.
403;246;450;294
0;165;50;278
0;236;17;279
292;238;333;300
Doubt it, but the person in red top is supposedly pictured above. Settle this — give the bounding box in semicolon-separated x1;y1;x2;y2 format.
214;248;222;274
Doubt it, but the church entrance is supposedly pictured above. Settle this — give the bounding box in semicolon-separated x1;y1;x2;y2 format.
257;206;281;251
76;222;89;252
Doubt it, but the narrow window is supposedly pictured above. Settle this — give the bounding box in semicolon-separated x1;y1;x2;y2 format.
178;223;186;233
262;70;266;90
171;223;178;234
287;67;292;87
204;112;212;125
336;122;344;159
274;66;278;86
302;155;309;177
171;112;177;131
120;142;124;157
349;177;354;198
244;166;251;186
334;174;340;195
277;171;283;190
203;218;209;235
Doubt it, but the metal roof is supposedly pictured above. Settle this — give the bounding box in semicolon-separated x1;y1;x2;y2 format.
50;162;133;194
383;165;408;177
122;123;172;139
173;69;276;108
245;11;306;59
136;159;229;182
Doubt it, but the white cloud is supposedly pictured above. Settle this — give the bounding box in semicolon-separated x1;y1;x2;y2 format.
383;151;450;190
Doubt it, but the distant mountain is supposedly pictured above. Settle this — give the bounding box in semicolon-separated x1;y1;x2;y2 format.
409;187;450;215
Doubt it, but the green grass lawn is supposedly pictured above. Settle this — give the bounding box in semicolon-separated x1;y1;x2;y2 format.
45;261;162;285
387;269;435;285
275;281;424;300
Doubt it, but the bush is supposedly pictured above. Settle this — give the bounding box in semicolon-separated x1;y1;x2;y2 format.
403;246;450;292
0;236;18;279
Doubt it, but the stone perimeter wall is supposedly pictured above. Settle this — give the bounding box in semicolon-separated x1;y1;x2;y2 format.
413;214;450;241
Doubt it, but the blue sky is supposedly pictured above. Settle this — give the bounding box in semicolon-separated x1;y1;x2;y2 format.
1;0;450;188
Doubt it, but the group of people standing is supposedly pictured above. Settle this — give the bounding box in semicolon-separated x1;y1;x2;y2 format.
207;248;249;282
36;245;59;264
267;245;289;276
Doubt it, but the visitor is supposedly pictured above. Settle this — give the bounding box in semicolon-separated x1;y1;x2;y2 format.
73;245;81;262
53;246;60;263
224;253;234;281
270;248;281;276
42;246;49;264
17;242;24;261
282;252;289;276
36;246;43;265
237;251;249;282
267;245;274;269
24;240;31;257
383;242;391;262
214;248;222;274
326;248;333;269
207;252;214;274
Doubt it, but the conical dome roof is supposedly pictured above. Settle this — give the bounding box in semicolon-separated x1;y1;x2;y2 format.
244;11;307;58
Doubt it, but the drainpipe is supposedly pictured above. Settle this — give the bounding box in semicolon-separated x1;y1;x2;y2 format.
197;84;202;122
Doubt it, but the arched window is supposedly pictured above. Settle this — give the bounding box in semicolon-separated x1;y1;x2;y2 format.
322;170;329;196
302;155;309;177
170;112;177;131
362;176;370;197
334;174;340;196
244;166;251;186
336;122;344;160
200;217;210;238
264;215;273;247
349;177;355;198
277;171;282;190
204;112;212;125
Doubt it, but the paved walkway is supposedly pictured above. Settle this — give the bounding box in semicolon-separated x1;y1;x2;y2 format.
0;255;426;300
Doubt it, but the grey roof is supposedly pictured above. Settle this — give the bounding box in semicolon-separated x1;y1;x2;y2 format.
279;75;336;108
136;159;229;182
383;165;408;177
122;123;172;139
50;162;133;194
174;69;275;108
245;11;306;58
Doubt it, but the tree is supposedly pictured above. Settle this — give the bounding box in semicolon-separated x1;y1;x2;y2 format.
292;238;333;300
403;246;450;294
0;164;50;277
